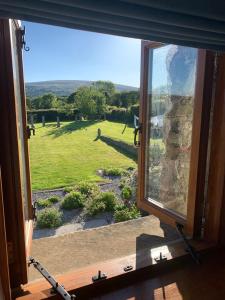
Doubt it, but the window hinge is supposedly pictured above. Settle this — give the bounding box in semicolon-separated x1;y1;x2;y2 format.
28;257;76;299
176;223;200;264
18;26;30;51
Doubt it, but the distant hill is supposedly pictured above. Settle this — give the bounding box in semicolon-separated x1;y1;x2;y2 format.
25;80;139;97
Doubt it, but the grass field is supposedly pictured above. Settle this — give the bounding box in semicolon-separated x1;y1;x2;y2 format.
30;121;137;190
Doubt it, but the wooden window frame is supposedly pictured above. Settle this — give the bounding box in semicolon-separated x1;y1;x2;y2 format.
137;41;214;237
0;17;224;298
0;18;33;288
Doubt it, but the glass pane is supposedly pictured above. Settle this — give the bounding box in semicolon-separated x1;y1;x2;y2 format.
145;44;198;217
10;22;29;220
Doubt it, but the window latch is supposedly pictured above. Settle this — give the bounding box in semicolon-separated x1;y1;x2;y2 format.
134;124;141;147
176;223;200;264
26;125;35;139
32;202;37;221
28;257;76;299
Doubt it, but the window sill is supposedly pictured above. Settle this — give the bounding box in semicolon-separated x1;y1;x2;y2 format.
17;239;214;299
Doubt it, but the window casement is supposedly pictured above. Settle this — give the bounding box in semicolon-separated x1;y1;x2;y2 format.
137;41;214;237
1;19;222;297
0;19;33;287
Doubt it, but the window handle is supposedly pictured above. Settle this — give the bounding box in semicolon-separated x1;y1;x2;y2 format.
134;125;141;147
26;125;35;139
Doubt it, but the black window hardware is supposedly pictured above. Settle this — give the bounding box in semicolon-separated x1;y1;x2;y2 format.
26;125;35;139
92;270;107;282
134;124;142;147
176;223;200;264
154;252;167;263
28;257;76;299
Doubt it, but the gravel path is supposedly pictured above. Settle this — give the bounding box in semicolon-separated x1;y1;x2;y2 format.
32;176;124;239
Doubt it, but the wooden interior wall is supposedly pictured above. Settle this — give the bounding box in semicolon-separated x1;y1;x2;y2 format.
204;53;225;243
0;169;11;300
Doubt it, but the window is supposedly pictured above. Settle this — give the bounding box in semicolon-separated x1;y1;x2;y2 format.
0;20;215;292
137;41;210;236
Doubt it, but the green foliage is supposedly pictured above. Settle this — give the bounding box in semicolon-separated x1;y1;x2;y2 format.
61;191;85;210
64;186;74;193
36;208;63;228
103;167;124;177
86;192;118;216
75;86;106;118
31;93;59;110
114;205;141;223
121;186;132;200
75;182;100;197
36;198;52;208
36;196;60;208
67;92;77;104
48;196;60;203
92;81;115;105
112;91;139;108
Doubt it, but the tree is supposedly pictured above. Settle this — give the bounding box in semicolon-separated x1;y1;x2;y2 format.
111;91;139;108
26;96;32;110
67;92;77;104
75;86;106;118
31;93;58;109
92;80;115;105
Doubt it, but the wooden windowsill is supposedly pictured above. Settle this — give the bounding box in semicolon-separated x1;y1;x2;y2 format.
16;239;214;299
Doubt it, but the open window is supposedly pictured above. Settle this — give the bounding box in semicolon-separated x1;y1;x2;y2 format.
10;19;33;255
137;41;210;236
0;19;33;285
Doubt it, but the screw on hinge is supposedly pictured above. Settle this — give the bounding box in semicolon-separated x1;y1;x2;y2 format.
92;270;107;282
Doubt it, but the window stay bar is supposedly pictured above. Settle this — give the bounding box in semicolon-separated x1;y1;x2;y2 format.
176;223;200;264
28;257;76;299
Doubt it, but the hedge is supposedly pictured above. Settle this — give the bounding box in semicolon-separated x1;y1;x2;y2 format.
27;109;76;123
27;105;140;124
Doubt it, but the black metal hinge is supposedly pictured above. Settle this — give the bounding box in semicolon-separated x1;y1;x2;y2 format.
18;26;30;51
176;223;200;264
28;257;76;299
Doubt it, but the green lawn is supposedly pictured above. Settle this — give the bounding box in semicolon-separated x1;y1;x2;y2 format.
30;121;137;190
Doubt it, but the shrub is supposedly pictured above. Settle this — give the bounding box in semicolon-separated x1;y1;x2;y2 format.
86;192;118;216
61;191;85;210
75;182;100;197
114;205;141;223
63;186;74;193
36;198;52;208
121;186;132;200
36;208;62;228
103;167;124;177
48;196;60;203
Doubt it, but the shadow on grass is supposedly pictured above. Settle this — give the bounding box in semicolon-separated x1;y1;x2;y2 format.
46;120;103;138
99;135;137;162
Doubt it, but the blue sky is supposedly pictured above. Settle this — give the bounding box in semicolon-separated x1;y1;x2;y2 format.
22;21;141;87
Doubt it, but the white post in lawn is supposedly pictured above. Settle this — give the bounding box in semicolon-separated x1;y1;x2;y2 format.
42;115;45;127
57;116;60;127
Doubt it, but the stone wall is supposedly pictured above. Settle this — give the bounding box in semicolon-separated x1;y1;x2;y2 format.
152;46;197;216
